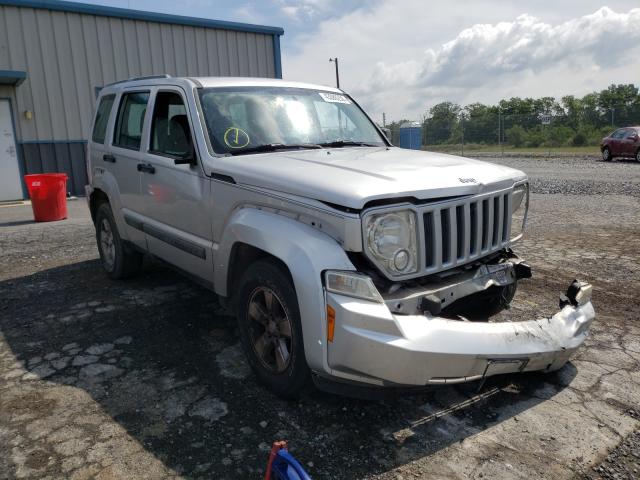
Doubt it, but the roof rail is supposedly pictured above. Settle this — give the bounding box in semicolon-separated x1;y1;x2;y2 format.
103;74;172;88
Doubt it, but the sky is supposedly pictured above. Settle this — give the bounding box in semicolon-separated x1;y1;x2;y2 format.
80;0;640;122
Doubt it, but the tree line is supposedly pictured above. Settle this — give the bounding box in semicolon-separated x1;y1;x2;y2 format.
386;84;640;148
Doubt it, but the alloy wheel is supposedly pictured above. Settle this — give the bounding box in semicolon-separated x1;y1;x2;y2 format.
246;287;293;373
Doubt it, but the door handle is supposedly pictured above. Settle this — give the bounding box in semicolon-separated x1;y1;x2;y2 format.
137;163;156;174
103;154;116;163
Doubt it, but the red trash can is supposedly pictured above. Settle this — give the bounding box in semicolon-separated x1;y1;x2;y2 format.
24;173;68;222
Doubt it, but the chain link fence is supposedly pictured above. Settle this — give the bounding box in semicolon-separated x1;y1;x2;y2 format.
390;105;640;157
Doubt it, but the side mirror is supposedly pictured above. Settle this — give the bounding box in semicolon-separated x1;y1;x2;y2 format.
174;148;197;166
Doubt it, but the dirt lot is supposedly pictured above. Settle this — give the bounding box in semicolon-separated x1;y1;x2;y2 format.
1;154;639;479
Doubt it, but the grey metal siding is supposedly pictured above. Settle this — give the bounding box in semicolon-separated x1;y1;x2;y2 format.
0;4;279;142
19;142;87;195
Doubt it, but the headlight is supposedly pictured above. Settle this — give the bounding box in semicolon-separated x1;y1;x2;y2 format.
365;210;418;276
510;183;529;241
325;271;383;303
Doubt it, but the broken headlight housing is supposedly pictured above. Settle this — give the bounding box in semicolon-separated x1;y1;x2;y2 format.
510;182;529;242
364;209;418;277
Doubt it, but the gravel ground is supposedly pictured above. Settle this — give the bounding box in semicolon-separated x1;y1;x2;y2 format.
1;154;639;479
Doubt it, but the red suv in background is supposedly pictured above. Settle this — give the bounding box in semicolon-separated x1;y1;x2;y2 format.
601;127;640;162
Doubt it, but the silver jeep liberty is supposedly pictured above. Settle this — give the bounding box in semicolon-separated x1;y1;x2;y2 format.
86;75;595;397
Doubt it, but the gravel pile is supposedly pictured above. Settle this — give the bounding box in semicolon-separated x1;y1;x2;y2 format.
530;178;640;197
586;421;640;479
483;154;640;197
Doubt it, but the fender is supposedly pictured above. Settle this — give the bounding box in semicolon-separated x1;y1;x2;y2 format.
89;170;129;241
215;208;356;373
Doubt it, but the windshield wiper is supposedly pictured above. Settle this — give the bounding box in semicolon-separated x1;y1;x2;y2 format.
230;143;322;155
318;140;379;148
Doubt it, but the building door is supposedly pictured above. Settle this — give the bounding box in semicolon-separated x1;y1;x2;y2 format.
0;99;23;201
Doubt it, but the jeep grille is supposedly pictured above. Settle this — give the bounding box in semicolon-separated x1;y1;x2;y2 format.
421;188;512;274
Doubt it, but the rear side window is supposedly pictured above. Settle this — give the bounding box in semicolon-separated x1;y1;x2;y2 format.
113;92;149;150
92;94;115;144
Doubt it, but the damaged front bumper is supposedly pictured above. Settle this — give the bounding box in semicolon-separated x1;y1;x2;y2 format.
323;279;595;387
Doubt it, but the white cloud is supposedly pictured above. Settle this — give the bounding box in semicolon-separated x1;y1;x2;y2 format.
282;2;640;121
276;0;337;20
368;7;640;90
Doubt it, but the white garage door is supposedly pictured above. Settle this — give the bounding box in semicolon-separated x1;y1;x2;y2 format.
0;99;23;201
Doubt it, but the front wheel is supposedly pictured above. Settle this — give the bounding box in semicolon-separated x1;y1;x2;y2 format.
602;147;611;161
236;259;309;398
95;203;142;279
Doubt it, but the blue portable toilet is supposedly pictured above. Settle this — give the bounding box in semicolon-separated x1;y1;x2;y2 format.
399;122;422;150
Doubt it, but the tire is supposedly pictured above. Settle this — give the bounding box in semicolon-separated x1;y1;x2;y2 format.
95;202;142;279
236;259;309;398
444;281;518;321
636;148;640;163
602;147;611;162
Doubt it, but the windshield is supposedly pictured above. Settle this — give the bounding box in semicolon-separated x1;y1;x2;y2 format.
197;87;386;155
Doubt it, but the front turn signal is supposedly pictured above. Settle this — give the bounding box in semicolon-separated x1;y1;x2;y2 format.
327;305;336;343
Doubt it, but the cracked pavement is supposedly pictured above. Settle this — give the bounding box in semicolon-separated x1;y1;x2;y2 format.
1;154;639;479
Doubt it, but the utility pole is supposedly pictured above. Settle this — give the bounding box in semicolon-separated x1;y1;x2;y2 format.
461;115;464;157
611;108;615;126
329;57;340;89
498;109;503;158
382;112;386;127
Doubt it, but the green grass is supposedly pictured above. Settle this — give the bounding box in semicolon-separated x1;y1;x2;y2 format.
424;144;599;155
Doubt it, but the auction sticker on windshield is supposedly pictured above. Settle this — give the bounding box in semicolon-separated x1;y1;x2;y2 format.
224;127;250;149
318;92;351;104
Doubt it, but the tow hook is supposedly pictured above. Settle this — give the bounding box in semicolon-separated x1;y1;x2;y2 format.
514;262;532;279
560;280;593;308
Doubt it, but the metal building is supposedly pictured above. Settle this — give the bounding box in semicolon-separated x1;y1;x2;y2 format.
0;0;283;200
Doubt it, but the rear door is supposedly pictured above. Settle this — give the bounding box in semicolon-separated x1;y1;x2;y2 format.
138;87;213;282
109;90;151;249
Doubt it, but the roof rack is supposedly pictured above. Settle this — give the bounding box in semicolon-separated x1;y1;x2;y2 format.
103;74;172;88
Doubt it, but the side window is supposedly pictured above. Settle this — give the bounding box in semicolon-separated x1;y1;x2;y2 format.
613;129;626;139
92;94;115;144
150;91;193;157
113;91;149;150
624;129;637;139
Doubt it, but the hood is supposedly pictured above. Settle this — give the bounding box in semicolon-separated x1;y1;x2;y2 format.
211;147;527;210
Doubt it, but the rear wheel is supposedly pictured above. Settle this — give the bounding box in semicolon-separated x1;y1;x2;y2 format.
602;147;611;161
95;203;142;279
636;148;640;162
236;259;309;398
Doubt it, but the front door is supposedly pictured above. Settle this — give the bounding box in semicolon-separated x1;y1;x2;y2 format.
0;99;23;201
138;88;213;283
610;129;625;156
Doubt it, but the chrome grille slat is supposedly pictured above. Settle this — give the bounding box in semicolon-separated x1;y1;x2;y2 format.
462;203;471;261
448;207;457;265
433;209;443;269
421;189;512;275
492;196;501;247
